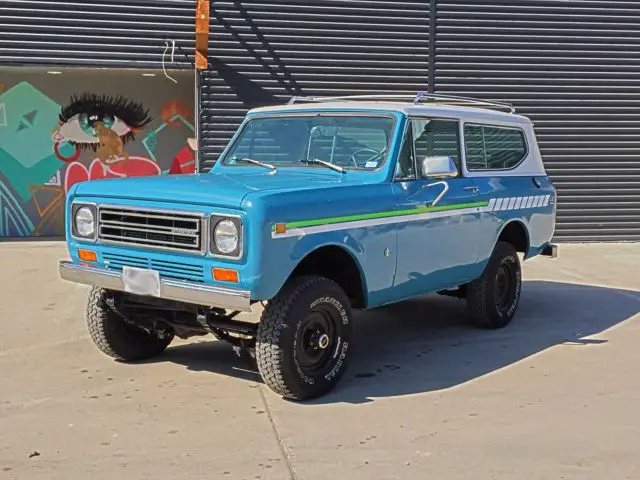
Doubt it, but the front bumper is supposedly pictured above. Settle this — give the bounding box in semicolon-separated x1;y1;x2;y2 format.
59;261;252;312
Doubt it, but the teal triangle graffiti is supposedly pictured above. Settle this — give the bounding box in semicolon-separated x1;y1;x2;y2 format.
16;121;29;132
24;109;38;126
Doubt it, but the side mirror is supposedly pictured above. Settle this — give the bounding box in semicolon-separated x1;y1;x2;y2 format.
420;156;458;179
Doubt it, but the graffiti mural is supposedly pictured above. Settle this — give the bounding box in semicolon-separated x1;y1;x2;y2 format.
0;67;195;237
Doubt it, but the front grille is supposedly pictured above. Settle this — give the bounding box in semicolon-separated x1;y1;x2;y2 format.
103;253;206;283
98;206;204;254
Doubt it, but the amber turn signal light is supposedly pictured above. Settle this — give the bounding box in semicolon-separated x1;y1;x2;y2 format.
78;249;97;262
212;267;239;283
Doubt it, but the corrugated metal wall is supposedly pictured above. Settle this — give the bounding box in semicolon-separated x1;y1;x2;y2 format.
434;0;640;241
2;0;639;241
0;0;195;67
199;0;431;171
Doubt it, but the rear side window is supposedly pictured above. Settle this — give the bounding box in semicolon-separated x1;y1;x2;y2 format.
464;124;527;170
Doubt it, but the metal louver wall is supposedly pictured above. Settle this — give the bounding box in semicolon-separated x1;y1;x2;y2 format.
200;0;431;171
0;0;195;67
435;0;640;242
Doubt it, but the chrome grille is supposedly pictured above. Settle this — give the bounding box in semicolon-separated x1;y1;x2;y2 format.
98;206;204;254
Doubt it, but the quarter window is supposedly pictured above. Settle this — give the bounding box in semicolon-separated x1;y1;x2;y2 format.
464;125;527;170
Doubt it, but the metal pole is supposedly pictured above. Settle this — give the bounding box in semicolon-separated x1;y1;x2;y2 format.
428;0;437;94
194;69;201;172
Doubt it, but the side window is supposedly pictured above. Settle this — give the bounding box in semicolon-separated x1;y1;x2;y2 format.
464;124;527;170
412;118;461;178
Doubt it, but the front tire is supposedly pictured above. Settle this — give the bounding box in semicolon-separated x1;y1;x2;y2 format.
86;287;174;361
256;276;353;401
465;241;522;329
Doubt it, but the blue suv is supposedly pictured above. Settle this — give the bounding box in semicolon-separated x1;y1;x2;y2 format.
60;93;558;400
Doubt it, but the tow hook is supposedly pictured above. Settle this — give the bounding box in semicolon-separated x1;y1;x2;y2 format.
542;243;558;258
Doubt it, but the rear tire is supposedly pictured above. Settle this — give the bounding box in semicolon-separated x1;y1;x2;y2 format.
256;276;353;401
86;287;174;361
465;241;522;329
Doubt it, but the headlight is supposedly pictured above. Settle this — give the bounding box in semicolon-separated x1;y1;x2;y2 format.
72;204;96;239
210;215;242;258
214;220;239;254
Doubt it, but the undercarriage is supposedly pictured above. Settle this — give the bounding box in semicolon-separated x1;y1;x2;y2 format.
106;292;258;360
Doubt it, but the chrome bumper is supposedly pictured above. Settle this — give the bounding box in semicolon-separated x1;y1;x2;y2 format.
59;261;252;312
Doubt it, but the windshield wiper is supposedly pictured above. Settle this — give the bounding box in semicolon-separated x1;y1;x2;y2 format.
234;157;277;171
298;158;346;173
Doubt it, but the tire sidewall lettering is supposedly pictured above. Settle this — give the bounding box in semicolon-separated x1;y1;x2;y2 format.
310;296;349;325
324;340;349;382
497;256;521;319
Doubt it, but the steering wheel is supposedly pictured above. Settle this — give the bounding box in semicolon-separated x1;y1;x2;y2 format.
348;148;384;168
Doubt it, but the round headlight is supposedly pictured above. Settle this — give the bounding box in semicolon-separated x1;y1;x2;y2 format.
75;207;95;237
214;220;239;254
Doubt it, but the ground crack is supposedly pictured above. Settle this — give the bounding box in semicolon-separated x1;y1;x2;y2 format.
258;385;298;480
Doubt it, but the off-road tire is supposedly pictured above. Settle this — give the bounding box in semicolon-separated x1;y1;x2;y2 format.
86;287;174;361
256;276;353;401
466;241;522;329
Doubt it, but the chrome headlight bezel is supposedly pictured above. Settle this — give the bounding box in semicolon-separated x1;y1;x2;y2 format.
210;214;243;259
71;203;97;241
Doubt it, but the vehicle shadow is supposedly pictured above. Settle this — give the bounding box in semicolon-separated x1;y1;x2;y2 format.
152;280;640;404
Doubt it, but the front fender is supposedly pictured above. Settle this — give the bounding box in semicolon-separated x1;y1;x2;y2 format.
250;230;370;302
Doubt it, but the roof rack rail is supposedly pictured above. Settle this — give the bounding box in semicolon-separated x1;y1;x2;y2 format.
287;92;516;114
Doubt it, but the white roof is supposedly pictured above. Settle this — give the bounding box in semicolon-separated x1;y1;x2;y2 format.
249;101;532;126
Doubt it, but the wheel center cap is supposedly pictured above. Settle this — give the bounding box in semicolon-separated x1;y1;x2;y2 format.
317;333;330;349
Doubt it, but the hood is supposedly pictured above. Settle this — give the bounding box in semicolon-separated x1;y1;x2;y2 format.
72;170;354;208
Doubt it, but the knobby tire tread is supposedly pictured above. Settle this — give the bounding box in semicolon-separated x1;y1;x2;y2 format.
257;276;343;400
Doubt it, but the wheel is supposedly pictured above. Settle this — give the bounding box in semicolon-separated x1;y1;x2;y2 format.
256;276;353;401
86;287;174;361
465;241;522;329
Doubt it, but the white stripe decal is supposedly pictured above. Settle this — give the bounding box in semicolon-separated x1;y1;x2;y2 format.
487;198;496;211
535;196;543;208
507;197;517;210
494;198;504;211
272;206;483;239
543;194;551;206
514;197;523;210
526;196;534;208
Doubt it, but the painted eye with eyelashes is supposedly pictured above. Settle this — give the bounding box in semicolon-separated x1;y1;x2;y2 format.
53;93;152;162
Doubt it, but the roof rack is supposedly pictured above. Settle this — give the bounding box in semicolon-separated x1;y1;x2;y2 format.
287;92;516;114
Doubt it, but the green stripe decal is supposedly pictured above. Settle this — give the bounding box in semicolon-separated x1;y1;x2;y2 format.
280;200;489;230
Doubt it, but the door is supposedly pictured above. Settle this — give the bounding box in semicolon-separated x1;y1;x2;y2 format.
392;117;482;299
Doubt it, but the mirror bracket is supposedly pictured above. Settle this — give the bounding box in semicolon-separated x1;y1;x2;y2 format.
422;180;449;206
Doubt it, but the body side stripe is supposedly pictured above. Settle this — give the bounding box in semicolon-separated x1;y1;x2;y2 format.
271;195;550;239
285;200;488;230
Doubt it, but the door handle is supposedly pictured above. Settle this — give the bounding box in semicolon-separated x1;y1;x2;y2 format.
464;185;479;194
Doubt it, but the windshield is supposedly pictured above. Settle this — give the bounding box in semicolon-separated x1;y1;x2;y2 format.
220;114;396;171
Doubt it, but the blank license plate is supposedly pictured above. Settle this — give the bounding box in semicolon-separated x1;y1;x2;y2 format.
122;266;161;297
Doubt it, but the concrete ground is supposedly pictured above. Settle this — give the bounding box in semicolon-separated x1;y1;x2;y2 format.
1;242;639;480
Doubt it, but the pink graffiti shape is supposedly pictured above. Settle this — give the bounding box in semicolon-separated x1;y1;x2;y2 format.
64;157;162;193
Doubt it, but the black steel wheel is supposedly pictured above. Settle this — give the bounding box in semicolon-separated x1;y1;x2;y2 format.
465;241;522;329
256;276;353;401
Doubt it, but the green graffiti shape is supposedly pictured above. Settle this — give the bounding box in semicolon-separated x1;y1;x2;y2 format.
0;81;63;169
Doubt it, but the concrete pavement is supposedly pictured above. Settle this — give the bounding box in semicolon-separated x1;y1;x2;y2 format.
1;242;639;479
